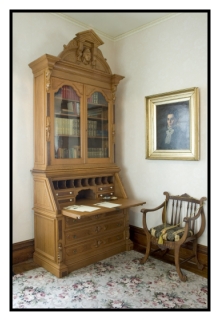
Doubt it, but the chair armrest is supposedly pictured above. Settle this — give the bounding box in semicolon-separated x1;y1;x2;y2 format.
183;206;203;223
141;201;165;214
141;201;166;234
183;206;205;238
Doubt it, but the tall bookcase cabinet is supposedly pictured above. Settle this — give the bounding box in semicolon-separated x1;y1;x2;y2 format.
29;30;145;278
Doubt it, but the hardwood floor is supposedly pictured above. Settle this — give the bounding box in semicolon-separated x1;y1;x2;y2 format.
12;252;208;279
13;259;40;275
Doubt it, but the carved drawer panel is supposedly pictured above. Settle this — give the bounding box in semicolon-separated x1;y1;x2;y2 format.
64;210;125;229
64;218;125;245
65;231;125;258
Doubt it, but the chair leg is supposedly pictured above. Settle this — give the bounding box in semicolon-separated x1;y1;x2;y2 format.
174;246;187;282
192;239;204;270
140;234;151;264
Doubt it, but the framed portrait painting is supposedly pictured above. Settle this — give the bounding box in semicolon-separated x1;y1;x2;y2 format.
146;87;199;160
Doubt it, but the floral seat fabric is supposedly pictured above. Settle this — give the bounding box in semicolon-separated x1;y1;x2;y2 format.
150;224;194;242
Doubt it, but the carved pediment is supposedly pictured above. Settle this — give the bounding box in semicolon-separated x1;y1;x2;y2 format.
75;29;104;46
58;29;112;74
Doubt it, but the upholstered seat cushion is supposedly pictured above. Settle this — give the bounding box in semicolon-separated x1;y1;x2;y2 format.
150;224;194;241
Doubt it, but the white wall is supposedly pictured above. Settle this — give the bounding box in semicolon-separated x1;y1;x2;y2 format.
114;12;208;245
13;12;208;246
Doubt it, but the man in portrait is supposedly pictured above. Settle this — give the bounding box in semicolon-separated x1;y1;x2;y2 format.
157;103;190;150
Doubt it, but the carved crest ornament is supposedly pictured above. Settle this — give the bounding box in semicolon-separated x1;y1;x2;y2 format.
43;30;123;103
58;29;111;73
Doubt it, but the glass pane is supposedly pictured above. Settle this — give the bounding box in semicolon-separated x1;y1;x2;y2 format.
87;92;108;158
54;85;81;159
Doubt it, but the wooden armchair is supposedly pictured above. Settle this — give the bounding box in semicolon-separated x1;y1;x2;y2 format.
140;192;207;281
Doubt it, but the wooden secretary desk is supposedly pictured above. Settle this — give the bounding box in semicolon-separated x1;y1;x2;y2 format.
29;30;145;278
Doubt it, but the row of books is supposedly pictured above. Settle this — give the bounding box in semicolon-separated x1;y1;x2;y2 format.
55;86;80;101
88;130;108;137
56;146;80;158
55;117;80;136
88;120;97;137
66;101;80;115
88;148;108;158
88;120;108;137
56;147;107;158
87;107;108;119
87;92;107;105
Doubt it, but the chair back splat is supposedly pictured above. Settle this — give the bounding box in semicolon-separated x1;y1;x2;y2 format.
140;192;207;281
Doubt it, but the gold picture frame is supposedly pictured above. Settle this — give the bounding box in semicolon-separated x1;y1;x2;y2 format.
146;87;199;160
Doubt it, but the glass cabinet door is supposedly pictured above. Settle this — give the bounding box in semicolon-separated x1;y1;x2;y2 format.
54;85;81;159
87;92;109;158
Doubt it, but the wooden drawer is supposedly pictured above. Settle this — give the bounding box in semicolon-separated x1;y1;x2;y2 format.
97;192;114;198
58;198;75;208
64;218;125;245
64;210;125;229
65;231;125;259
97;185;114;192
55;190;74;197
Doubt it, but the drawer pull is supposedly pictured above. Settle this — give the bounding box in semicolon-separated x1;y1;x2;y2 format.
99;188;103;191
56;193;58;196
70;199;72;201
110;186;113;189
94;240;102;247
95;226;101;232
69;192;72;194
72;249;77;254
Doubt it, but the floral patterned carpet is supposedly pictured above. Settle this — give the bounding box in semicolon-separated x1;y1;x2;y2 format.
12;250;208;310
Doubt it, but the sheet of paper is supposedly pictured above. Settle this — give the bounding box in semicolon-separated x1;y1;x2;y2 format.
94;202;121;208
64;205;100;212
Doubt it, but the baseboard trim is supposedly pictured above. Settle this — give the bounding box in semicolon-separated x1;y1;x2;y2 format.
12;226;208;267
12;239;35;265
129;225;208;266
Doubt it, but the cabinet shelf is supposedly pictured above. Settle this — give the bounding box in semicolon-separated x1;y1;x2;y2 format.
88;103;108;108
55;97;80;103
55;113;80;118
55;134;80;137
88;136;108;139
88;117;107;121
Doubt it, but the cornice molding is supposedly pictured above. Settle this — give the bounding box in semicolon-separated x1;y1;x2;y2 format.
51;12;182;42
